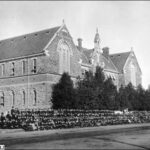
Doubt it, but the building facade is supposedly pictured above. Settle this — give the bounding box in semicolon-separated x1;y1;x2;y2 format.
0;23;142;112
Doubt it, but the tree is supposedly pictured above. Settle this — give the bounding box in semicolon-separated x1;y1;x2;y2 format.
76;66;118;110
102;77;117;110
93;66;106;109
145;88;150;110
75;71;97;109
116;85;130;110
137;84;147;110
51;72;76;109
125;83;137;110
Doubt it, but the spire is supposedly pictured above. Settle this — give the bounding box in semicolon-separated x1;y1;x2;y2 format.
94;28;100;50
94;28;100;44
62;19;65;25
131;46;133;52
96;27;98;33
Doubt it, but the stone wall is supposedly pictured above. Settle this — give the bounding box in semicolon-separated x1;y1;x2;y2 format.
123;53;142;87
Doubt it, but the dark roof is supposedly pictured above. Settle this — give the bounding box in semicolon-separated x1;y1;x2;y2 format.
0;26;60;61
82;48;94;60
76;46;93;65
101;54;118;73
110;51;131;73
79;47;118;73
81;52;90;65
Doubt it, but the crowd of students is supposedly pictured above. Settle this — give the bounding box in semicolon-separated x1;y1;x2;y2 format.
0;108;150;131
0;107;21;129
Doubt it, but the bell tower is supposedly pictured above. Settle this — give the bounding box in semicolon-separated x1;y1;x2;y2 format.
94;28;100;50
91;28;101;69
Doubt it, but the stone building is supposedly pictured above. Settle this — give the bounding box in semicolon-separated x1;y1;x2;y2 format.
0;22;142;112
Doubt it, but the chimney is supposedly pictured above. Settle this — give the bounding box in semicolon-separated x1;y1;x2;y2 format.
102;47;109;59
77;38;82;50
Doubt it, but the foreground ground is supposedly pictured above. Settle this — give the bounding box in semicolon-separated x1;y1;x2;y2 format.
1;123;150;149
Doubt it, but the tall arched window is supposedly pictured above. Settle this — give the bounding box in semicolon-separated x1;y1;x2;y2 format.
22;91;25;106
33;89;37;106
11;62;15;76
1;64;5;76
22;60;26;74
33;59;37;73
11;90;15;106
0;92;4;107
130;62;136;86
58;40;71;74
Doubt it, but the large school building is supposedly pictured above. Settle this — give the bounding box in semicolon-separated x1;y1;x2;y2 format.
0;22;142;112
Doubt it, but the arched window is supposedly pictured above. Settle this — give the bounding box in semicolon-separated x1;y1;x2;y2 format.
32;59;37;74
11;90;15;106
22;60;26;74
33;89;37;106
1;64;5;76
0;92;4;107
130;62;136;86
11;62;15;76
58;41;71;74
22;91;25;106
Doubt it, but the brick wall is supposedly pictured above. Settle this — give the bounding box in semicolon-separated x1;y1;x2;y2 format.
0;27;81;113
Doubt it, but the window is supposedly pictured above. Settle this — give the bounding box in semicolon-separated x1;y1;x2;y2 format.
32;59;37;73
11;62;15;76
0;92;4;107
1;64;5;76
22;60;26;74
23;91;25;105
58;42;71;74
12;91;15;106
33;89;37;106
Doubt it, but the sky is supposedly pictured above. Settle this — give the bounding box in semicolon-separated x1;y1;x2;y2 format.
0;1;149;89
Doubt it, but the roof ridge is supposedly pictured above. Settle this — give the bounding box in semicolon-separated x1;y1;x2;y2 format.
0;26;61;43
76;46;93;51
110;51;131;56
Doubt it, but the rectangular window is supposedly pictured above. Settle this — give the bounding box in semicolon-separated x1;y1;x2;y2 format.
1;64;5;76
22;60;26;74
32;59;37;74
11;62;15;76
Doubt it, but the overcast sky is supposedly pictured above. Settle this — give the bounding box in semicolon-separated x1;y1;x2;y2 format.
0;1;149;89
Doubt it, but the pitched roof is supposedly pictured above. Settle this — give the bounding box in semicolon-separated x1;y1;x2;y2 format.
82;48;94;60
0;26;60;61
101;54;118;73
76;46;93;65
110;51;131;73
78;47;118;73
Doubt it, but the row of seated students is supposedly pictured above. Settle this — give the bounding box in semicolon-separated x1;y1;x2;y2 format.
1;107;150;131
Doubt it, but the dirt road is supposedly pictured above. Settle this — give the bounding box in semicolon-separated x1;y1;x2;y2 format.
1;123;150;149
